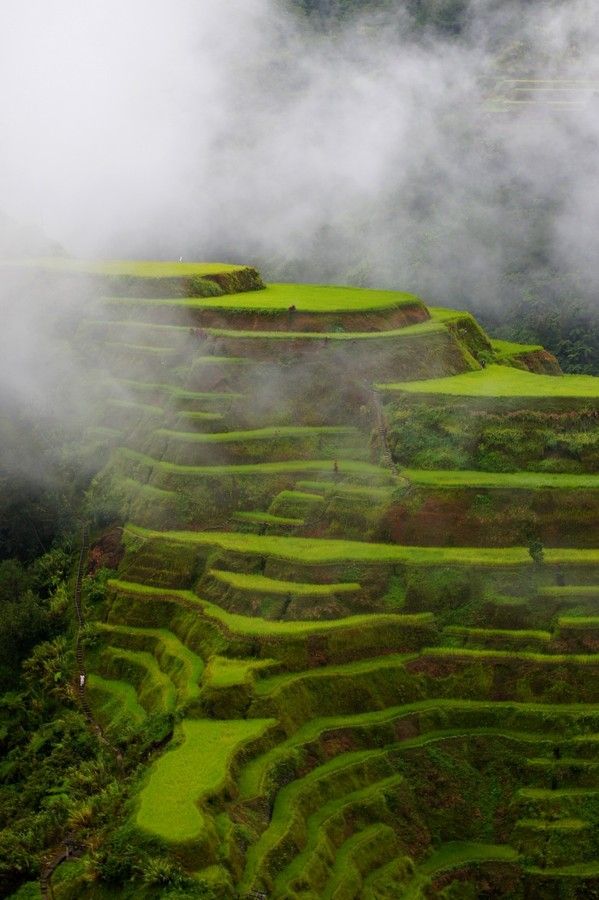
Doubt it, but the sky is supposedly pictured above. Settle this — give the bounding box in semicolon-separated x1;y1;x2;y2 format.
0;0;598;307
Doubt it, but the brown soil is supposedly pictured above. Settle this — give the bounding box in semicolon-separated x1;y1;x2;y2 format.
87;527;125;575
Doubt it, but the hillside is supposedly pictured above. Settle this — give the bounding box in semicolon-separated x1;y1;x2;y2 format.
3;260;599;899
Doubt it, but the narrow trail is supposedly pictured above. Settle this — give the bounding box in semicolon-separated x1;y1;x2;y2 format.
73;524;121;757
369;388;399;477
73;525;107;741
40;839;83;900
40;524;120;900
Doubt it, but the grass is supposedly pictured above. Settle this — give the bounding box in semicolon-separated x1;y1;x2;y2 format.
208;569;361;596
515;818;588;831
119;476;180;502
428;307;472;323
418;841;518;875
176;411;225;423
269;490;326;512
96;623;204;701
518;787;599;799
378;364;599;398
320;824;398;900
233;511;304;527
155;425;357;443
203;656;278;688
272;777;403;896
238;696;590;799
296;480;393;499
120;449;393;481
404;468;599;490
400;842;519;900
423;647;599;665
240;746;397;891
135;718;274;843
526;757;598;769
252;653;415;697
444;626;552;642
541;586;599;598
491;338;544;358
125;524;599;567
87;673;147;730
101;647;177;712
559;616;599;629
525;862;599;876
107;282;424;312
104;341;178;355
204;321;444;341
108;579;433;637
4;258;246;276
114;381;243;402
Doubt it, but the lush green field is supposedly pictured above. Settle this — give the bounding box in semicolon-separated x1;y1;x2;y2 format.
156;425;356;444
2;258;246;276
238;696;577;799
135;718;274;842
95;623;204;700
205;320;443;340
404;468;599;490
125;524;599;566
491;338;544;358
105;282;424;312
378;364;599;397
108;579;432;637
87;673;147;730
209;570;361;596
120;449;393;480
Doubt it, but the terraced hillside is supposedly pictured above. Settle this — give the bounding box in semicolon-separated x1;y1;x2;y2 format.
40;261;599;898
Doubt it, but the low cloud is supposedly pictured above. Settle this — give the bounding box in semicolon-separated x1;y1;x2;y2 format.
0;1;598;319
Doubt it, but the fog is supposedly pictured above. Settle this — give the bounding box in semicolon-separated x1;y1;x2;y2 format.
1;0;599;308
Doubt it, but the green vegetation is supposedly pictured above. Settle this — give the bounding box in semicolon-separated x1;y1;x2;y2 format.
379;364;599;397
2;259;246;277
156;424;356;443
206;320;443;340
404;467;599;489
109;281;424;313
135;718;274;842
120;448;392;480
3;261;599;898
208;569;360;596
125;524;599;566
491;338;544;359
87;672;147;731
108;578;433;637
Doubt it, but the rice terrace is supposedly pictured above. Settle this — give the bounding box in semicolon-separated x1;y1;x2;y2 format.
2;255;597;899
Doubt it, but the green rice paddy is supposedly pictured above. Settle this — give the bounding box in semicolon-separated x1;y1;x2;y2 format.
155;424;357;443
208;570;361;596
108;579;432;637
120;449;393;480
86;673;147;730
4;258;246;277
135;718;274;842
125;524;599;566
378;364;599;398
107;282;424;313
205;321;444;341
404;468;599;490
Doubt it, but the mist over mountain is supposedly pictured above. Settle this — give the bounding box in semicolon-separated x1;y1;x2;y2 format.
1;0;598;371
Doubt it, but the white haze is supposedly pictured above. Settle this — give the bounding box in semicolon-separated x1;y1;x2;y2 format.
1;0;599;306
